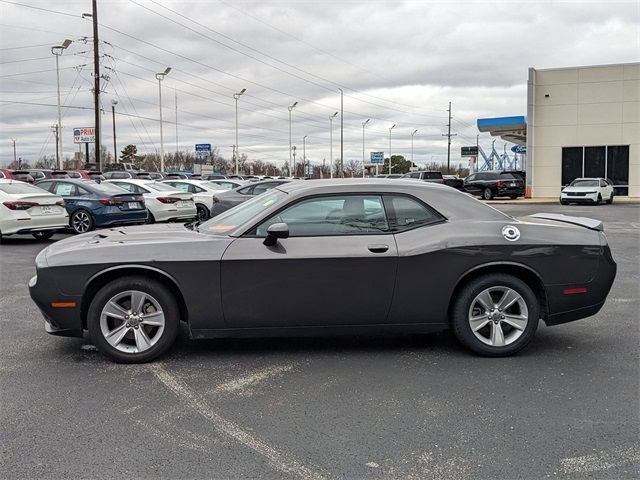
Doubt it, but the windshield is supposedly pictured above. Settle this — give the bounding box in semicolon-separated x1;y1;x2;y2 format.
199;189;286;235
146;182;180;192
570;179;598;187
92;182;129;194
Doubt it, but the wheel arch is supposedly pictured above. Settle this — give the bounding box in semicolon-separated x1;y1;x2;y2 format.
80;265;189;330
448;262;548;322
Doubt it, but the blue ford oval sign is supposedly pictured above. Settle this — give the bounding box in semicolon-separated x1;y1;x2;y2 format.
511;145;526;154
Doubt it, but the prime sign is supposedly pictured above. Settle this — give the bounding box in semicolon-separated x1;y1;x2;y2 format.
73;127;96;144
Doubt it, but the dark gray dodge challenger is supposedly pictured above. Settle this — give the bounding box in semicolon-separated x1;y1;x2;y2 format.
29;179;616;363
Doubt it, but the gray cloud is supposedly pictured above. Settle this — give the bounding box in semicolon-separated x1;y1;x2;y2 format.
1;0;638;167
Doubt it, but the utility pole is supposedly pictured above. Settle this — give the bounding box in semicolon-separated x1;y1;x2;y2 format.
362;119;370;178
329;111;337;179
233;88;246;175
288;101;297;175
388;124;396;174
292;146;297;176
339;88;344;178
111;100;117;163
411;129;418;166
175;88;178;160
303;136;307;178
10;139;16;167
442;101;457;173
92;0;101;170
52;125;60;166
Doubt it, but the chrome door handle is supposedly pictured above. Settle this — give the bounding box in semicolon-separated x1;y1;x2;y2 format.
367;244;389;253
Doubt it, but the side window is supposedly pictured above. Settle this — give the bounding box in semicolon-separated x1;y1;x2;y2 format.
600;179;606;187
466;174;476;182
255;195;389;237
237;185;255;195
191;185;205;193
37;181;54;192
386;195;443;232
114;182;134;193
32;171;45;180
77;186;92;196
173;183;189;193
53;182;76;197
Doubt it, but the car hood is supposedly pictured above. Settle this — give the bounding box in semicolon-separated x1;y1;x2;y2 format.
39;223;233;267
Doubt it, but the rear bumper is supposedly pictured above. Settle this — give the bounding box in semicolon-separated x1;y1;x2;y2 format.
544;243;617;326
0;215;68;235
94;210;148;227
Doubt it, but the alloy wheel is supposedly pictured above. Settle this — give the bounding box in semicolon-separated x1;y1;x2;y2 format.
72;211;91;233
99;290;166;354
468;286;528;347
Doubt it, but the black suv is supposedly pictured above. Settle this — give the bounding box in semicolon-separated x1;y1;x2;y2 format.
463;171;524;200
401;171;445;184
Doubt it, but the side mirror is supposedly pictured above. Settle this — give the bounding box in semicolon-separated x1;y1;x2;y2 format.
263;222;289;246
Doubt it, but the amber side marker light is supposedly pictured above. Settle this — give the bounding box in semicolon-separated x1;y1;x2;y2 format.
563;288;588;295
51;302;77;308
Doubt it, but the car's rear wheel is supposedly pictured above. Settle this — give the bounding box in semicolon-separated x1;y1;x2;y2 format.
509;195;518;200
452;274;539;356
87;276;179;363
607;193;614;205
196;203;210;221
70;209;94;234
147;212;156;224
483;188;493;200
32;230;55;240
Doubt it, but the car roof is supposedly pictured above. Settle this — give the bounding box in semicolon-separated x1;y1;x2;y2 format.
107;178;154;185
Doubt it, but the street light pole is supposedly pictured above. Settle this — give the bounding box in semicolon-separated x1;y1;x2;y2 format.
288;101;298;175
233;88;246;175
329;111;338;179
338;88;344;177
362;118;370;178
10;139;16;167
411;129;418;166
111;99;118;164
51;39;71;169
303;135;308;178
155;67;171;172
388;124;396;174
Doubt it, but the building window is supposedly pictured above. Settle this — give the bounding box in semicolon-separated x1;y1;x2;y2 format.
561;145;629;196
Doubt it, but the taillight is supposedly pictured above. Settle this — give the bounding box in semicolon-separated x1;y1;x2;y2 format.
99;197;123;206
496;180;504;187
3;200;38;210
157;196;180;204
212;195;220;203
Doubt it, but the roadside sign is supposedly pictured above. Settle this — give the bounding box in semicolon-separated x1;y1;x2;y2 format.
461;146;478;157
511;145;526;154
370;151;384;164
73;127;95;144
195;143;212;164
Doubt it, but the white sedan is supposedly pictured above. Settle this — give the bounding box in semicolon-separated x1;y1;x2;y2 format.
560;178;614;205
0;179;69;241
105;179;197;223
161;179;226;220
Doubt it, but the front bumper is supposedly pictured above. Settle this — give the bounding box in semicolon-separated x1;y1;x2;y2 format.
561;192;599;203
29;273;84;338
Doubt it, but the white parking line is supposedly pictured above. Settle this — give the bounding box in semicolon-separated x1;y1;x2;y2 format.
150;364;327;480
560;444;640;474
209;364;296;396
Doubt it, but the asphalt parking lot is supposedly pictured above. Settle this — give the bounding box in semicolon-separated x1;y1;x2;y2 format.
1;203;638;480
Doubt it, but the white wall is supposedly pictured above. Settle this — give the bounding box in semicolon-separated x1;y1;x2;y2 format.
528;63;639;197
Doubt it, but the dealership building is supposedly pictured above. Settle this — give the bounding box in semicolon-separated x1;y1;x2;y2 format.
479;62;639;198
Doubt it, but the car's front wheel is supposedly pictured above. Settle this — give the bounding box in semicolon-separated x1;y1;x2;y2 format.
452;273;539;356
87;276;179;363
483;188;494;200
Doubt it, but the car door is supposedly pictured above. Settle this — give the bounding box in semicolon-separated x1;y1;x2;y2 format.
220;194;398;328
50;181;80;213
464;173;479;193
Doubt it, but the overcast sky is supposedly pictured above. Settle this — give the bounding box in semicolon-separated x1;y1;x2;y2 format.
1;0;638;169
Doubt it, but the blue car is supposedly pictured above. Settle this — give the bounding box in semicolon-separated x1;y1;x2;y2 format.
35;179;147;234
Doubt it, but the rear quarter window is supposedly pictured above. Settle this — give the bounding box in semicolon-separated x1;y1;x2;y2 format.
386;195;444;232
423;172;443;179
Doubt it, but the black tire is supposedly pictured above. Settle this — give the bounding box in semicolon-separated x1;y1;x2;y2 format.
0;229;4;244
596;194;602;205
196;203;210;221
32;230;55;240
560;199;568;205
607;193;614;205
87;276;179;363
451;273;539;357
147;212;156;224
70;209;94;234
483;188;494;200
509;195;518;200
